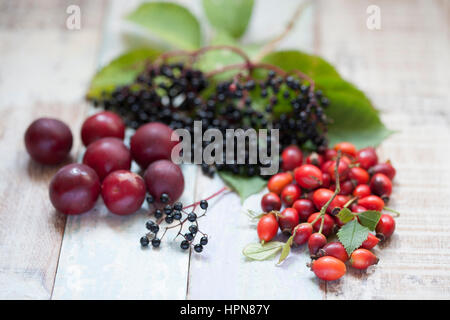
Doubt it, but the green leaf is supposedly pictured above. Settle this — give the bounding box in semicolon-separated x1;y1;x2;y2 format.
218;171;266;202
243;241;284;261
277;235;294;264
262;50;393;148
337;220;370;255
357;210;381;231
337;208;355;224
202;0;254;38
126;2;202;50
87;48;162;100
245;209;266;222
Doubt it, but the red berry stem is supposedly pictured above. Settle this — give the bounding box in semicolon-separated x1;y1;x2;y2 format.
182;186;229;211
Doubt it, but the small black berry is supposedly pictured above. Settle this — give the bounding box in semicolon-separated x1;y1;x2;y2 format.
189;225;198;234
173;202;183;211
154;209;163;219
140;236;149;247
185;233;194;241
194;244;203;253
199;200;208;210
164;205;173;215
151;238;161;248
165;215;174;224
145;220;155;230
180;240;190;250
146;195;154;204
160;193;170;203
200;236;208;246
187;212;197;222
173;210;182;220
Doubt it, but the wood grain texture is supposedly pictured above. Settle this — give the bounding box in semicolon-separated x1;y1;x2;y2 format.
0;0;105;299
314;0;450;299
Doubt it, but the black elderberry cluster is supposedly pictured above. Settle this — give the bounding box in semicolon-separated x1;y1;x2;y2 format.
92;63;329;178
140;195;209;253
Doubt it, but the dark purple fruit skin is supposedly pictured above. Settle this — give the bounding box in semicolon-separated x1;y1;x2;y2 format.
24;118;73;165
82;137;131;181
81;111;125;147
144;160;184;204
49;163;100;215
130;122;179;169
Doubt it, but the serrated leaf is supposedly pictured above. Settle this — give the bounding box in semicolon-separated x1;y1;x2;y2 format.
126;2;202;50
277;235;294;264
337;220;370;255
262;51;393;148
243;241;284;261
218;171;266;203
87;48;162;100
202;0;254;38
337;208;355;224
357;210;381;231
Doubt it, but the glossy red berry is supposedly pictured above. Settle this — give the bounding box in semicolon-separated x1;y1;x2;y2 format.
281;145;303;171
349;167;370;185
261;192;282;212
279;208;299;233
327;160;349;181
320;160;333;174
294;164;323;189
350;249;379;270
337;180;354;196
312;188;334;211
351;204;368;214
307;213;334;236
317;241;348;262
81;111;125;146
321;173;331;188
101;170;146;215
328;195;350;215
353;184;371;198
257;213;279;242
306;152;324;168
323;149;337;161
281;184;301;206
358;195;384;211
369;161;396;180
293;223;313;245
361;233;380;250
311;256;346;281
334;142;357;158
370;173;392;198
308;232;327;256
356;147;378;170
25;118;73;165
82;137;132;181
267;172;293;195
49;163;100;215
130;122;178;169
376;214;396;239
293;199;315;221
144;159;185;204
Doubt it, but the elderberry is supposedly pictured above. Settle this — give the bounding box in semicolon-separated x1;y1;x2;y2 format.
200;200;208;210
140;236;149;247
154;209;163;219
180;240;190;250
160;193;170;204
194;244;203;253
187;212;197;222
151;238;161;248
200;236;208;246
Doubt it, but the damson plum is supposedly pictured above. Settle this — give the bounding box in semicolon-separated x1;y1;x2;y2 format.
144;160;184;204
82;137;131;180
49;163;100;214
81;111;125;146
24;118;73;165
130;122;179;169
101;170;146;215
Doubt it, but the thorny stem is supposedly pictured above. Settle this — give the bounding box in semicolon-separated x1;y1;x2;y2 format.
310;151;342;230
254;0;312;62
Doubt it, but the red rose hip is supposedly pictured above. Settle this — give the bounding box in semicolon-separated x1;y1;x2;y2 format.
261;192;282;212
293;199;315;221
82;137;132;181
81;111;125;146
311;256;346;281
101;170;146;215
24;118;73;165
278;208;299;233
294;164;323;189
281;145;303;171
49;163;100;215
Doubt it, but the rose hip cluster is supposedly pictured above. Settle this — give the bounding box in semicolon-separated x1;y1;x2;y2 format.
258;142;397;281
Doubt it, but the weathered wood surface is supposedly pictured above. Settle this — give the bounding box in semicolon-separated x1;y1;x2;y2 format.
0;0;106;299
0;0;449;299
